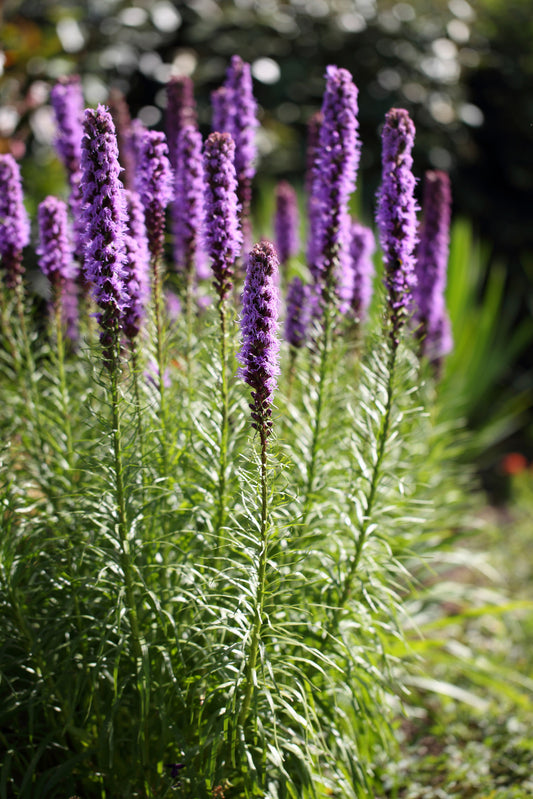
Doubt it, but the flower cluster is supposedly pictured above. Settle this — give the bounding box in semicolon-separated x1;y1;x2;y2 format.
0;154;30;289
136;129;173;262
274;181;300;266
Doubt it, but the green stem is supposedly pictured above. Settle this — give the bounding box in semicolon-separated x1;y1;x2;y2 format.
301;297;334;524
54;294;74;467
238;426;269;730
335;338;398;616
185;266;195;405
152;253;169;474
215;300;229;558
130;340;147;497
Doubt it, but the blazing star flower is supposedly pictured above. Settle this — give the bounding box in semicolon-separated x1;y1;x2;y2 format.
305;111;323;280
203;132;242;303
50;75;84;181
376;108;419;340
274;181;300;266
122;190;151;341
37;196;75;289
173;125;205;276
108;87;137;191
80;105;129;361
0;154;30;289
312;66;360;310
348;221;376;323
211;86;231;134
166;75;197;172
412;170;452;361
136;129;173;262
285;276;312;349
238;241;280;436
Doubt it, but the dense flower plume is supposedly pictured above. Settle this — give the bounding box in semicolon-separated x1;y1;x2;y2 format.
376;108;419;339
312;66;360;309
166;75;197;172
0;154;30;289
238;241;280;435
122;190;151;341
173;125;205;277
203;132;242;303
136;129;173;262
285;276;312;349
50;75;84;181
274;181;300;266
413;170;452;361
108;88;137;191
349;222;376;323
80;105;128;356
37;196;74;290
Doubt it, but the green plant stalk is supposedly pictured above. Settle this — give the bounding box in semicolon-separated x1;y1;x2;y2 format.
185;264;195;405
130;338;147;496
109;330;149;777
152;252;169;474
214;299;229;555
238;426;270;732
15;282;43;434
302;293;335;523
337;337;398;613
54;294;74;468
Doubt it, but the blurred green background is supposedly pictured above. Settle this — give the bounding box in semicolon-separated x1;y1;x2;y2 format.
2;0;533;485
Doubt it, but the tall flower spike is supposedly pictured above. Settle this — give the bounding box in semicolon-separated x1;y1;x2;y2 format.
349;221;376;323
238;241;280;436
204;132;242;303
50;75;84;181
166;75;197;173
412;170;452;361
0;154;30;289
122;190;151;341
173;125;205;277
285;276;312;350
274;181;300;267
305;110;323;281
313;66;360;310
108;88;137;191
211;86;231;133
37;196;74;290
136;129;173;262
376;107;418;340
80;105;129;361
223;56;258;248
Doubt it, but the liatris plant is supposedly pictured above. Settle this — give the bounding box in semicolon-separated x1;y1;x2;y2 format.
285;275;312;393
377;107;418;342
0;154;30;290
349;220;376;325
108;87;137;191
413;169;453;364
122;189;151;343
218;55;258;250
274;180;300;269
172;125;205;295
204;130;242;539
166;74;197;173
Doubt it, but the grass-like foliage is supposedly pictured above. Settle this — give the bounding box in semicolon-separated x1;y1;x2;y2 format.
1;63;531;799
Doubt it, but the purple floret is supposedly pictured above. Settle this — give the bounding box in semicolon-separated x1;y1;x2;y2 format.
312;66;360;309
50;75;84;181
349;221;375;323
136;129;173;262
0;154;30;289
173;125;205;276
376;108;419;339
37;196;75;288
285;276;312;349
203;132;242;303
80;105;129;355
412;170;452;360
274;181;300;266
122;190;151;341
238;240;281;436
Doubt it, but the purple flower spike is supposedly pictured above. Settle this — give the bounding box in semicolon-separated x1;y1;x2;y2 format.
0;154;30;289
136;129;173;262
204;132;242;303
166;75;197;172
238;241;280;436
305;111;323;278
376;108;419;338
80;105;129;359
313;66;360;309
274;181;300;266
211;86;231;134
108;88;137;191
37;196;74;289
122;190;151;341
349;222;376;323
50;75;84;182
412;170;452;360
173;125;205;276
285;276;312;349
